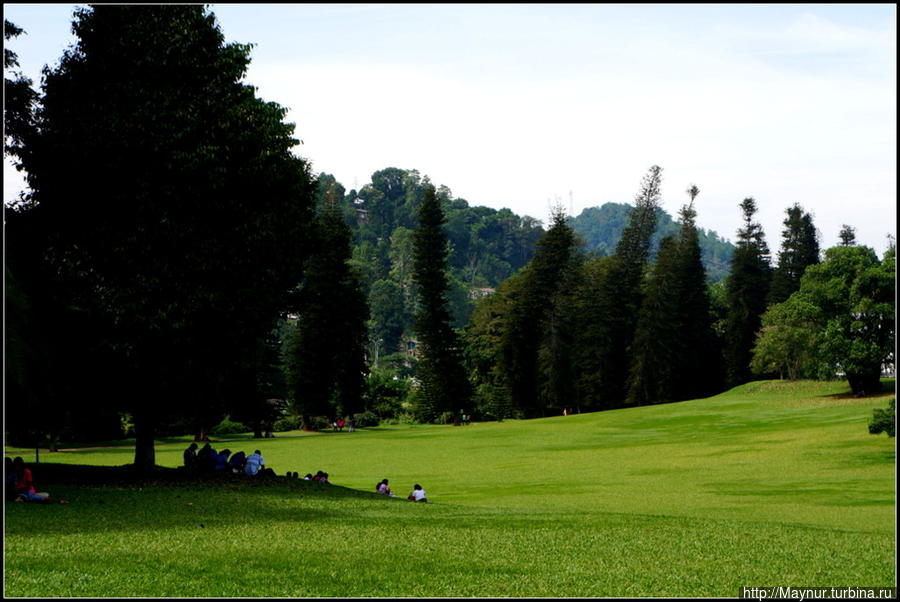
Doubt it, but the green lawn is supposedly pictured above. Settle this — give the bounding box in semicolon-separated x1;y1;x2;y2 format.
4;380;896;597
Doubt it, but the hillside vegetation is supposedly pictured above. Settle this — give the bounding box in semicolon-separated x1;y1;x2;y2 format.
5;380;895;597
570;202;735;282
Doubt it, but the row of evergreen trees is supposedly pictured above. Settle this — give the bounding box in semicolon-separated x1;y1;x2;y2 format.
461;167;835;419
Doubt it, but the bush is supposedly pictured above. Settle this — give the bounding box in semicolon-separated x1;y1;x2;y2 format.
352;411;380;427
868;398;896;437
210;417;249;436
307;416;333;431
272;415;303;432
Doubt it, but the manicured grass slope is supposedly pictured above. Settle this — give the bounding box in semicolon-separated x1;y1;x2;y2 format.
5;380;896;597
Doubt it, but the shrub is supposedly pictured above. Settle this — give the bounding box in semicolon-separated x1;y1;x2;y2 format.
210;417;249;436
273;415;303;432
353;411;380;427
307;416;333;431
868;398;896;437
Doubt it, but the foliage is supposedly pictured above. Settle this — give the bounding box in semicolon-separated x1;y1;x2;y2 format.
8;5;316;468
768;203;820;305
799;245;895;395
626;190;722;405
751;244;894;395
284;201;369;426
362;369;412;420
751;296;825;380
410;183;472;422
570;201;735;283
210;417;249;436
325;167;545;365
3;19;37;168
496;207;581;417
723;197;772;387
352;411;381;428
571;166;664;409
272;415;303;432
868;398;895;437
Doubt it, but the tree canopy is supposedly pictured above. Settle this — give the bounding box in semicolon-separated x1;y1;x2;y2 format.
6;5;317;468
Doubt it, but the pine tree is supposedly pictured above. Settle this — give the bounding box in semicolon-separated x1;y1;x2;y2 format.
284;201;369;429
724;197;772;388
626;184;721;404
839;225;857;246
625;235;682;405
411;183;471;423
575;166;662;409
768;203;820;305
497;206;579;417
669;191;722;400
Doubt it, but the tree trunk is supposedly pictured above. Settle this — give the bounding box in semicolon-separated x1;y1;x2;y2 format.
847;369;883;397
133;411;156;472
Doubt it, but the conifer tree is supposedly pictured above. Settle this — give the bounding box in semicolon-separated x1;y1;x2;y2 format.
284;201;369;429
669;189;722;400
497;206;579;417
574;166;662;409
411;183;471;423
625;235;682;405
839;224;857;246
768;203;820;305
626;184;721;404
724;197;772;388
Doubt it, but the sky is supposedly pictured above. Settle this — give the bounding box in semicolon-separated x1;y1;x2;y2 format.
3;4;897;254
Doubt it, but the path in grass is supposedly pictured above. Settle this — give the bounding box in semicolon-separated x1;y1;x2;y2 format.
5;380;896;597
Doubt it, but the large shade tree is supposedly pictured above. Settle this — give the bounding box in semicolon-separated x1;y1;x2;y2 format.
10;5;316;469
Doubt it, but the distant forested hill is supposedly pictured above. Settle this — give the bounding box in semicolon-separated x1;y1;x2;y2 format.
315;168;546;360
570;202;735;283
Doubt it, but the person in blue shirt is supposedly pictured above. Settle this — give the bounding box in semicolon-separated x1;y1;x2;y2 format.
244;450;265;476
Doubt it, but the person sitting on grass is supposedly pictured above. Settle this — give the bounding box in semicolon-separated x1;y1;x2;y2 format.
11;457;68;504
407;484;427;502
228;451;246;474
377;478;394;497
244;450;265;476
303;473;313;480
198;443;217;473
183;443;198;473
214;449;231;472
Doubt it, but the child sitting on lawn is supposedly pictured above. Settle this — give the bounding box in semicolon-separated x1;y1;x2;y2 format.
11;457;68;504
407;484;427;502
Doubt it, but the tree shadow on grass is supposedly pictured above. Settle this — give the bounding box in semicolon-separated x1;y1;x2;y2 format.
6;463;402;537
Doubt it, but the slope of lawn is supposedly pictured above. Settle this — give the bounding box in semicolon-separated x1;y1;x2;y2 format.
4;380;896;597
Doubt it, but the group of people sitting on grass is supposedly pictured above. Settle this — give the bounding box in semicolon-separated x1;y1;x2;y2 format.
376;478;427;502
4;456;69;504
283;470;330;483
183;443;273;477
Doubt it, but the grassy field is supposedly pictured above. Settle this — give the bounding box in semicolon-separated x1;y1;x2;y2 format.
4;380;896;597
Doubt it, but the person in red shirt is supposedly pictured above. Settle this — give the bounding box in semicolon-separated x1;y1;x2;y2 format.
11;457;68;504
